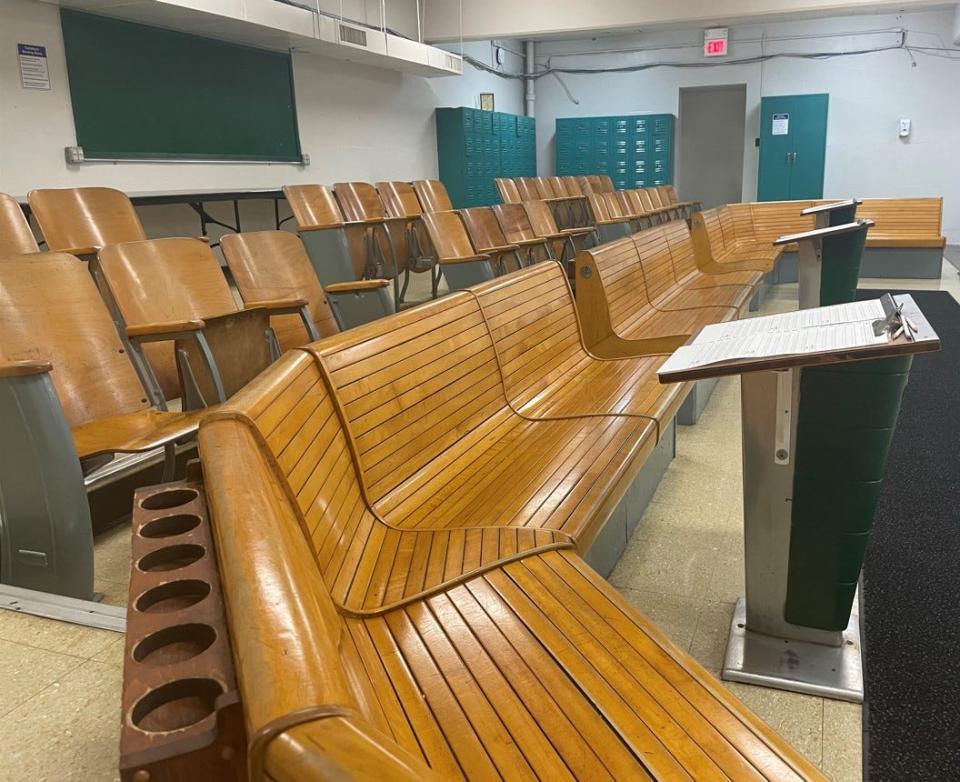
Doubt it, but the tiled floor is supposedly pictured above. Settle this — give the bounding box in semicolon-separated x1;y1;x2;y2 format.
0;262;957;781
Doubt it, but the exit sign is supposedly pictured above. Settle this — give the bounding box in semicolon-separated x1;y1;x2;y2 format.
704;28;728;57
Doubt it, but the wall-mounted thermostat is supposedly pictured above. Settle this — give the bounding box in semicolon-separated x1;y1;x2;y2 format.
899;118;911;138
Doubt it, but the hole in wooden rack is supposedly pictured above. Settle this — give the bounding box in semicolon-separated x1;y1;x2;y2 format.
140;514;201;539
131;678;224;733
133;623;217;666
137;544;205;573
135;580;210;613
140;488;198;510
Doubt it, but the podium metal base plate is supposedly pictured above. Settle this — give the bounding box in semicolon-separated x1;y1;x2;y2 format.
721;598;863;703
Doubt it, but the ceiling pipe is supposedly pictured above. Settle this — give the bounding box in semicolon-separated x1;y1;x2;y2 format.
525;40;535;117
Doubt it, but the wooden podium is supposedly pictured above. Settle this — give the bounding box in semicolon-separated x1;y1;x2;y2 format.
659;294;939;701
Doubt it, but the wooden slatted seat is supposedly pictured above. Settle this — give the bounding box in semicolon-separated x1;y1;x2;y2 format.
308;294;657;549
575;235;737;358
98;238;300;407
220;230;337;351
0;252;201;465
661;219;764;292
632;228;752;315
0;193;39;255
469;261;687;431
856;197;945;248
460;206;537;270
412;179;455;213
199;347;825;782
689;208;781;275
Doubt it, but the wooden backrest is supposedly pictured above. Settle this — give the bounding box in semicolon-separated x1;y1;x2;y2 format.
198;351;398;734
0;194;39;256
494;178;522;204
645;187;666;209
471;262;586;409
655;185;673;205
220;231;338;351
747;201;815;245
460;207;510;253
99;238;237;328
548;177;570;198
584;192;613;223
585;236;654;334
699;208;730;254
515;178;542;201
661;219;699;279
596;175;614;192
632;226;678;301
375;181;422;219
0;252;149;427
522;200;561;237
310;294;508;502
333;182;387;222
722;203;755;244
662;185;680;204
574;176;595;194
28;187;146;253
533;177;558;198
857;197;943;237
560;177;583;197
283;185;345;230
411;180;453;212
420;210;476;260
619;189;645;216
636;189;658;213
492;203;538;244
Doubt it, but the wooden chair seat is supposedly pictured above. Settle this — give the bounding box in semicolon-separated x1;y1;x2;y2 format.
0;194;39;256
470;263;686;430
71;407;202;461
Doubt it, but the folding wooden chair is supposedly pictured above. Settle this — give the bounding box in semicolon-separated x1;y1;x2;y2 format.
0;193;39;255
412;179;455;212
459;207;529;271
491;203;554;264
99;238;303;409
523;200;599;269
420;210;500;291
220;231;338;351
375;180;438;301
494;177;522;204
283;185;395;329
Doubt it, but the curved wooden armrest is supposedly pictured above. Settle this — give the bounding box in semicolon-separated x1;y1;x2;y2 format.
562;227;596;236
244;297;309;312
343;217;386;227
127;319;205;339
297;222;344;233
0;360;53;378
514;237;549;247
595;217;631;226
325;279;391;293
381;215;413;224
484;243;521;254
438;253;491;264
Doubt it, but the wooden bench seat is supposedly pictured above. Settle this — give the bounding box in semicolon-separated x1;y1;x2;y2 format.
308;293;658;550
469;262;686;431
857;196;945;248
198;346;827;782
661;219;764;292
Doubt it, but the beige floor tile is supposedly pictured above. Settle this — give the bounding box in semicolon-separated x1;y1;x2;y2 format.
822;700;863;782
724;681;824;768
609;534;718;599
618;588;704;650
689;601;737;674
90;635;127;669
705;553;745;604
0;639;85;718
0;610;118;660
94;524;133;586
0;660;121;782
94;579;130;608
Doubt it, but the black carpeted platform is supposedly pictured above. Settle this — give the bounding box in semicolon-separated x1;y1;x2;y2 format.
855;290;960;781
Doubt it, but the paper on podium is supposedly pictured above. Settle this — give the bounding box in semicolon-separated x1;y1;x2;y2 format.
658;298;900;381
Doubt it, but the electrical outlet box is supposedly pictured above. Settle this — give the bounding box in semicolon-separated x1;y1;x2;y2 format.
64;145;84;164
899;118;911;138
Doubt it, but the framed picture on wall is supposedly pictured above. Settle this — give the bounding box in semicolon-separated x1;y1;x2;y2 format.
479;93;495;112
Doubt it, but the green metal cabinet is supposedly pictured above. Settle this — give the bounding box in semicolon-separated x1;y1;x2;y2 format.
436;107;536;208
757;94;829;201
555;113;675;188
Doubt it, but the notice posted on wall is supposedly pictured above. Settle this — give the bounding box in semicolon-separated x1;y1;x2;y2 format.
18;44;50;90
772;113;789;136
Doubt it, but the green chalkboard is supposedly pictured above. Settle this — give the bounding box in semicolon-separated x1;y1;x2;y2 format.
60;9;302;162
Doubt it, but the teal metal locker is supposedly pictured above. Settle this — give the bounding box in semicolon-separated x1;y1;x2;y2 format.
436;107;536;208
757;94;829;201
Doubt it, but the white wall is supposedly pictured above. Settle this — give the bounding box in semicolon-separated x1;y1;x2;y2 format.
533;8;960;241
0;0;523;236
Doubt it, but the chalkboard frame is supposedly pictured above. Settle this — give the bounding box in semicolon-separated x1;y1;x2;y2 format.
60;9;303;163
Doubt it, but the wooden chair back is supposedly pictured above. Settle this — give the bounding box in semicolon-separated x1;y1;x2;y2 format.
419;210;476;261
28;187;146;254
522;200;562;237
534;177;559;198
376;181;423;219
549;177;571;198
0;252;150;427
494;178;522;204
620;188;647;216
492;203;539;244
603;192;629;219
220;231;338;351
637;189;658;213
857;197;943;240
282;185;345;231
579;235;653;338
661;219;700;279
644;187;666;209
460;207;512;253
515;178;541;201
411;180;454;212
596;175;615;192
560;177;582;197
662;185;680;204
574;176;595;194
333;182;388;222
746;201;814;245
0;194;39;256
632;225;678;302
